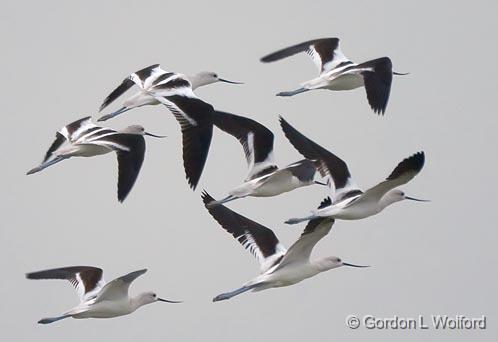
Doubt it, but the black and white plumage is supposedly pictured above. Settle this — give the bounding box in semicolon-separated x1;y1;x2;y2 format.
26;267;180;324
97;64;236;189
202;192;367;302
26;116;165;202
98;64;241;120
207;111;323;206
261;38;408;114
280;117;427;224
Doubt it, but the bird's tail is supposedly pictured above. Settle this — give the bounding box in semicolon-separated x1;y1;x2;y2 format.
276;87;309;97
38;314;71;324
213;284;260;302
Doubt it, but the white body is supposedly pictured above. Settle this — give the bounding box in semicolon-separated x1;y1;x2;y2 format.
302;65;365;91
229;170;313;198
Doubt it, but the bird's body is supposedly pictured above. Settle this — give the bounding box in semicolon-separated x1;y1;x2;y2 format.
279;117;427;224
26;267;180;324
202;193;367;301
26;117;165;202
97;64;241;190
208;111;322;206
261;38;407;114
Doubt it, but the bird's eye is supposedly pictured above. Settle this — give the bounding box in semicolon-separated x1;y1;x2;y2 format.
337;258;341;262
213;74;218;78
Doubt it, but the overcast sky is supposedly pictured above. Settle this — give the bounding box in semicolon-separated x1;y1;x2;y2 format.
1;1;497;341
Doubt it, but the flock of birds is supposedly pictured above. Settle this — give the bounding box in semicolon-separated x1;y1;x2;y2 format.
25;37;427;324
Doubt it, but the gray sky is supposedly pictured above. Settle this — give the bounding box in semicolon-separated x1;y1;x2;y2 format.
1;0;497;341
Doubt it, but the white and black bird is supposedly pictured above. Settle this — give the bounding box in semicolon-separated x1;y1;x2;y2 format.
26;267;180;324
207;111;325;207
26;116;165;202
98;64;240;189
98;64;241;121
203;192;368;302
279;117;427;224
261;38;408;114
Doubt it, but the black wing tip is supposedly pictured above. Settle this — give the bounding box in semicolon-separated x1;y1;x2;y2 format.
318;196;332;209
201;190;215;206
387;151;425;180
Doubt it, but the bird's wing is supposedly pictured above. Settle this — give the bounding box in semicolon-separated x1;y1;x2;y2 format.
357;57;394;115
26;266;105;303
150;85;213;190
58;116;98;142
105;134;147;202
276;214;335;271
202;192;287;273
279;116;361;203
42;132;67;163
212;111;278;180
95;269;147;302
260;38;351;74
352;152;425;206
99;64;162;112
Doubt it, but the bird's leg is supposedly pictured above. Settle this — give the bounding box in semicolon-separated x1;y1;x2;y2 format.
276;87;309;97
26;156;68;175
212;283;260;302
97;107;131;122
206;195;238;208
38;314;71;324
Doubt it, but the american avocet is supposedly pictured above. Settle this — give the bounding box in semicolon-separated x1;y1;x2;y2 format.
207;111;325;207
98;64;241;121
98;65;238;189
26;267;180;324
26;116;165;202
279;117;427;224
202;192;368;302
261;38;408;114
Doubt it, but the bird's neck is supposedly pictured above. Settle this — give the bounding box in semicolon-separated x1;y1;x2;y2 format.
188;74;209;90
312;258;338;273
129;294;148;312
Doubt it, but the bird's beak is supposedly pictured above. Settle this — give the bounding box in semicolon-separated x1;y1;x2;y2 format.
218;78;243;84
405;196;430;202
393;72;410;76
342;262;370;268
144;132;167;138
157;297;182;303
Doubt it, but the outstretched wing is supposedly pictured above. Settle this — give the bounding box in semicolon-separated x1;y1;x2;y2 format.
26;266;105;303
353;152;425;206
95;269;147;302
202;191;286;273
261;38;351;74
279;116;361;203
99;64;163;112
276;216;335;271
151;82;214;190
212;111;277;180
359;57;393;115
42;132;67;163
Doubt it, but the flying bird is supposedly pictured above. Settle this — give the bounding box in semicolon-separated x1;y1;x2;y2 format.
207;111;326;207
26;267;181;324
202;192;368;302
261;38;408;114
279;117;427;224
98;64;241;189
98;64;241;121
26;116;165;202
